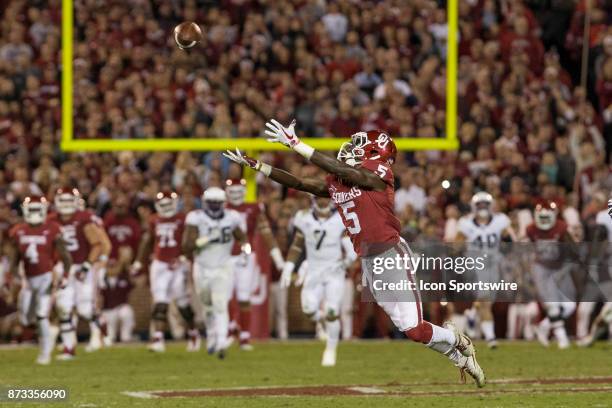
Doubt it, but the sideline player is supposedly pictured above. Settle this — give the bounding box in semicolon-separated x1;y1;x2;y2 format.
132;190;200;352
456;192;516;348
225;178;284;349
182;187;249;359
7;196;72;364
51;187;111;358
526;202;579;349
281;196;356;366
225;122;485;387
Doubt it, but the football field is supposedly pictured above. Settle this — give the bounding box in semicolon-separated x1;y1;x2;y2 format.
1;340;610;407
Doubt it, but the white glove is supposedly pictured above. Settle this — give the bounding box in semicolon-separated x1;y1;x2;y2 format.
270;247;284;271
223;148;271;176
130;261;142;276
296;264;307;287
196;229;221;249
280;261;295;289
76;261;92;281
264;119;299;147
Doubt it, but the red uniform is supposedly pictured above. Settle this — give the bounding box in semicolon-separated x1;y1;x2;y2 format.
326;159;400;256
226;202;261;255
526;220;568;269
49;210;99;264
148;213;185;263
104;212;141;260
101;271;133;310
9;221;61;277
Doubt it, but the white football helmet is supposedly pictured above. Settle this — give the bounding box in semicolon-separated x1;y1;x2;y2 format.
203;187;226;218
471;192;493;219
22;196;49;225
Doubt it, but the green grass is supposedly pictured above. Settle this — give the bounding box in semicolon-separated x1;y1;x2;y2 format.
0;340;610;407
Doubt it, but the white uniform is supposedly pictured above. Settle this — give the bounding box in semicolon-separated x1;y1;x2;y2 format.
594;210;612;324
458;213;510;294
186;209;243;351
293;210;351;318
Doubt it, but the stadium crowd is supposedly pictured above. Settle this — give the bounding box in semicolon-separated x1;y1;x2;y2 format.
0;0;611;341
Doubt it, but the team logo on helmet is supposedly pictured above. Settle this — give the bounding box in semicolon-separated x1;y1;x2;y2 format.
337;130;397;166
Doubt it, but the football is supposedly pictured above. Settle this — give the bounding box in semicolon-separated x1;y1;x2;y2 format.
173;21;203;49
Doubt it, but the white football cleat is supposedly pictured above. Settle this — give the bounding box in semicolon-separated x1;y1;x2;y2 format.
456;354;486;388
148;340;166;353
186;330;201;352
36;354;51;365
321;347;337;367
85;336;102;353
102;336;113;348
444;321;474;357
56;347;75;361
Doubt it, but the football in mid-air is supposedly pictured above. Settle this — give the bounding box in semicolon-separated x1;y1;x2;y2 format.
173;22;203;49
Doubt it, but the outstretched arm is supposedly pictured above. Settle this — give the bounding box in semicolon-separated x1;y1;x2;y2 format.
263;119;386;191
223;149;329;197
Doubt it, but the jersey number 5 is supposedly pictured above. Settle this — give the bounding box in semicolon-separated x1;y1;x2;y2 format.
340;201;361;235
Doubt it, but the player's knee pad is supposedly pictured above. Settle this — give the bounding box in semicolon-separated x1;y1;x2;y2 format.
546;303;562;321
404;322;433;344
152;303;169;322
560;303;576;319
178;305;195;324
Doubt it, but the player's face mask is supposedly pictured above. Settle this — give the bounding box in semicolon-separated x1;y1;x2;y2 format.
226;185;246;206
535;208;556;230
474;202;491;219
313;197;332;216
22;201;48;225
55;193;78;215
155;197;178;218
337;142;363;167
205;200;225;219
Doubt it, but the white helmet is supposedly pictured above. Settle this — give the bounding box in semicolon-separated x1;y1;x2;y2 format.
534;201;557;231
22;195;49;225
203;187;226;218
312;196;332;216
225;178;246;206
155;190;179;218
471;191;493;219
54;187;80;216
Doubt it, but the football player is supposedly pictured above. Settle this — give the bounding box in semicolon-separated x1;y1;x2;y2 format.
224;122;485;387
526;202;579;349
132;190;200;352
281;196;356;366
577;196;612;346
50;187;111;358
7;196;72;364
225;178;284;350
456;192;516;348
182;187;249;359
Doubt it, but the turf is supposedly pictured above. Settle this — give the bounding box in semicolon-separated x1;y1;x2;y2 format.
0;340;610;407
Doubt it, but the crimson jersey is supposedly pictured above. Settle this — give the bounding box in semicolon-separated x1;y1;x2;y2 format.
49;210;99;264
326;159;400;256
104;212;141;260
9;221;61;277
226;202;262;255
101;270;133;310
148;213;185;263
526;220;568;268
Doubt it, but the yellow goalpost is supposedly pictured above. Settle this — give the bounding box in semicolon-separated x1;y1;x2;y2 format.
60;0;458;199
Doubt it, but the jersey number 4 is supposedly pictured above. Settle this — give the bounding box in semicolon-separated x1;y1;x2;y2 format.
340;201;361;235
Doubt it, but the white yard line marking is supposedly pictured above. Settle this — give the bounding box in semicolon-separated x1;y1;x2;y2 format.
121;391;158;399
347;387;387;394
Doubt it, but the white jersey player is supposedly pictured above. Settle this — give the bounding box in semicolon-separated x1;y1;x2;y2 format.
457;192;516;348
280;197;357;366
182;187;248;359
577;201;612;346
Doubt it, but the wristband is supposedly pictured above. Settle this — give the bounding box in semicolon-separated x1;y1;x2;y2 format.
258;162;272;177
293;141;315;160
98;254;109;263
